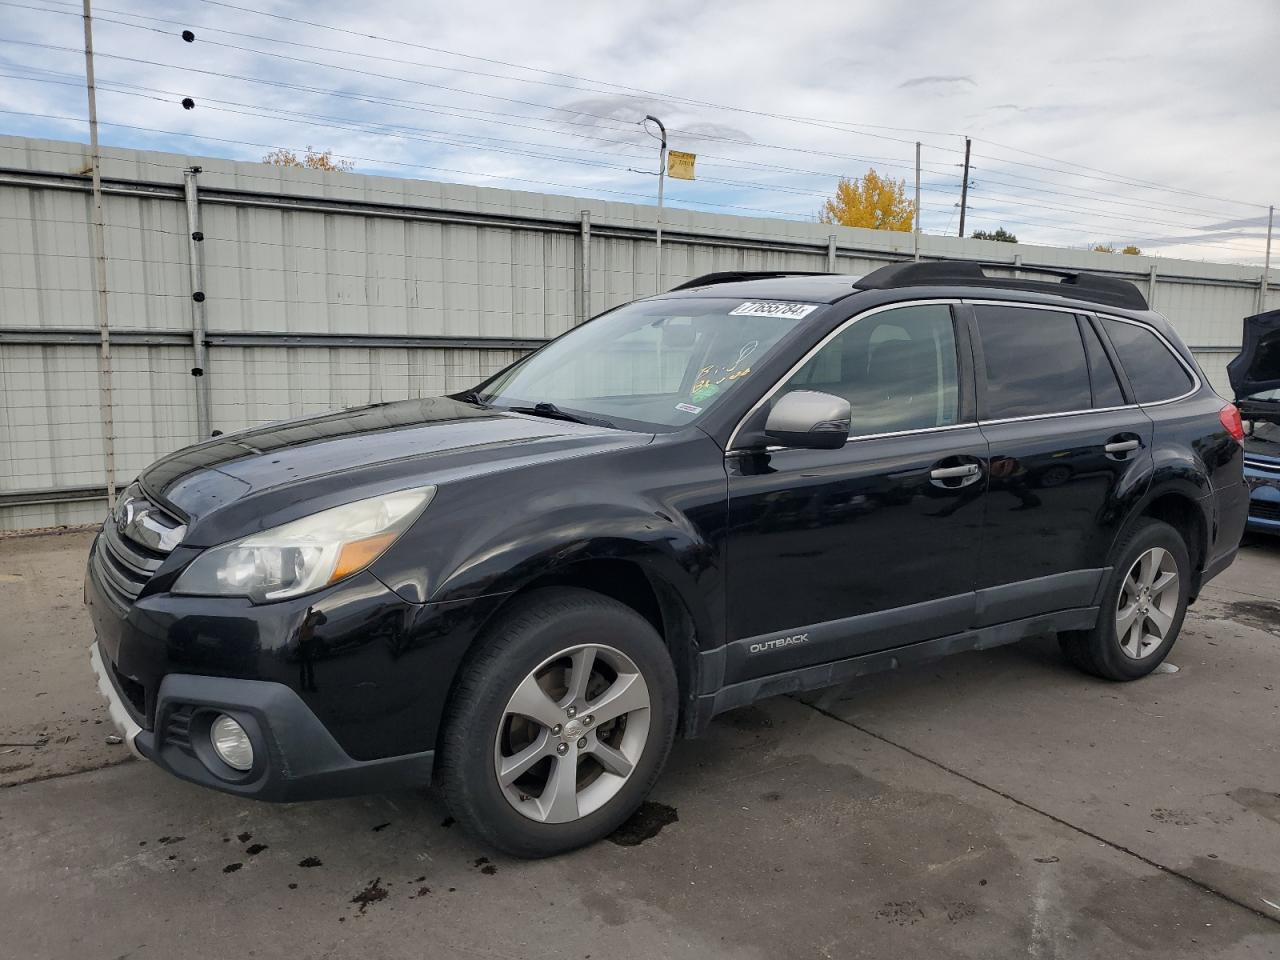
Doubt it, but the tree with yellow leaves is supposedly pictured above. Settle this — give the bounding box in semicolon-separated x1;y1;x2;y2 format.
819;169;914;231
263;146;354;172
1092;243;1144;255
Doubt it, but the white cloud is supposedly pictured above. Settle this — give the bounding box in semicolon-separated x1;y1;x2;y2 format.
2;0;1276;264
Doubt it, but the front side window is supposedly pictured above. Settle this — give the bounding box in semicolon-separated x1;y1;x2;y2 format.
1100;318;1195;403
477;297;813;430
976;305;1091;419
780;303;960;436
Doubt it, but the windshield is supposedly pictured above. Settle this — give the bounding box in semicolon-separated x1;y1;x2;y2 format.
474;297;818;430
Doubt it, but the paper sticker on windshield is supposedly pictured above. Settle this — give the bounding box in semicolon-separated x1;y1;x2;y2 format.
730;301;818;320
675;402;702;415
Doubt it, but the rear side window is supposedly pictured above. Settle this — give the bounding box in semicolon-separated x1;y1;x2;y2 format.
975;305;1091;419
1081;319;1126;408
1100;319;1195;403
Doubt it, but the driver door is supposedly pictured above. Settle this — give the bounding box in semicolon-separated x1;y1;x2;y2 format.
723;302;988;684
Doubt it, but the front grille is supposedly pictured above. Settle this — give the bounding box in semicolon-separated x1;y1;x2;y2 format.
1245;457;1280;475
1252;500;1280;522
93;520;165;607
91;487;183;610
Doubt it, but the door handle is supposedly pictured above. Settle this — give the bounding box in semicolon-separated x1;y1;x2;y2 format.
1104;439;1140;454
930;464;981;480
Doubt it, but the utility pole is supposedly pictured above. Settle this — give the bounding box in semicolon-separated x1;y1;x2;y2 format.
82;0;116;504
957;136;971;239
644;114;667;294
1261;204;1274;314
913;141;922;261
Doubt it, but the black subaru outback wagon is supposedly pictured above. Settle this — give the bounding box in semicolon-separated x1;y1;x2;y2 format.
88;261;1248;856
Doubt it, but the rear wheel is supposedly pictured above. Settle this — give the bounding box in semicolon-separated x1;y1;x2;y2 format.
438;587;678;857
1060;519;1190;680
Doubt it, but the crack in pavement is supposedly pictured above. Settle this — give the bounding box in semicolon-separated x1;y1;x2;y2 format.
0;754;134;790
799;697;1280;928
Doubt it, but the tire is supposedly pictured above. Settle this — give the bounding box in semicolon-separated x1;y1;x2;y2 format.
437;587;678;858
1059;519;1190;681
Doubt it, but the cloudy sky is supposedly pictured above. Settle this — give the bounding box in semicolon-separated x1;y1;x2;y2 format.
2;0;1277;264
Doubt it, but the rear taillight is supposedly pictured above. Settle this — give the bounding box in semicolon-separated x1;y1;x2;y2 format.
1219;404;1245;444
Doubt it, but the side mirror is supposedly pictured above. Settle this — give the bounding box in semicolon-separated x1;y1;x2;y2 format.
764;390;851;450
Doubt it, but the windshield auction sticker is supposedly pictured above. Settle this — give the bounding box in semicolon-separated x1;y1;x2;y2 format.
729;301;818;319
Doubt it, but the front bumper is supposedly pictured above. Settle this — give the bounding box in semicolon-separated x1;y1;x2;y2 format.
85;530;508;801
90;641;144;759
91;639;434;801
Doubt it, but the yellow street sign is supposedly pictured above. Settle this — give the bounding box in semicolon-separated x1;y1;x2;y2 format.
667;150;696;181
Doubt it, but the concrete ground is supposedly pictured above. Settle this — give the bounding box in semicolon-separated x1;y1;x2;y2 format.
1;529;1278;959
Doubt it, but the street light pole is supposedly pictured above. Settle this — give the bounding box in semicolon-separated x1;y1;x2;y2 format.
644;114;667;294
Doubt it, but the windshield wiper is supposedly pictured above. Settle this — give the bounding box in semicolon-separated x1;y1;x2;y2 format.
452;389;491;409
507;402;613;428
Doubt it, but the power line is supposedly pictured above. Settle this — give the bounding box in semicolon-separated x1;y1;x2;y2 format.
11;0;1269;221
64;0;1269;212
0;68;967;207
11;67;1238;242
972;142;1266;211
6;0;965;153
0;108;859;219
7;4;1267;251
0;39;950;177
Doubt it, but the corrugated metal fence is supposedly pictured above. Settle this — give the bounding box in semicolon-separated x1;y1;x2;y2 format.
1;135;1273;532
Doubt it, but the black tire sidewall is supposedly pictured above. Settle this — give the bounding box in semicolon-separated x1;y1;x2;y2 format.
440;588;678;858
1092;520;1190;679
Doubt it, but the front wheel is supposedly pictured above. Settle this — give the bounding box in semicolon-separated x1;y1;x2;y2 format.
1060;519;1190;680
438;588;678;857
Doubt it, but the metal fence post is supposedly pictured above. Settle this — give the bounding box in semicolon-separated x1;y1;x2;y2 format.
1013;253;1022;278
82;0;116;504
827;235;837;272
578;210;592;325
183;167;211;438
1148;264;1159;309
1260;205;1274;314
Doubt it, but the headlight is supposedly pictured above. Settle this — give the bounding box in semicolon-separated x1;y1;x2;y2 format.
172;486;435;602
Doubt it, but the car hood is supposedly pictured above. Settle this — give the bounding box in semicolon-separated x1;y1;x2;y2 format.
140;397;648;536
1228;309;1280;402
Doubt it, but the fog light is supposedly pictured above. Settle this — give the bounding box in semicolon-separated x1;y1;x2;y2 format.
210;714;253;771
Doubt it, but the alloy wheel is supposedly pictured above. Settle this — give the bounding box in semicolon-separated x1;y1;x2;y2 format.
1115;546;1180;659
493;643;651;823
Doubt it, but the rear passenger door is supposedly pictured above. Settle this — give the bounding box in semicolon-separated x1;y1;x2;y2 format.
969;303;1153;623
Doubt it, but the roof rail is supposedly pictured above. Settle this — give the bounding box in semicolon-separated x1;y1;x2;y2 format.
668;270;835;291
855;261;1149;311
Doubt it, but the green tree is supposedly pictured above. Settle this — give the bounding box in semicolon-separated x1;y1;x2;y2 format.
971;227;1018;243
819;169;914;231
263;146;354;172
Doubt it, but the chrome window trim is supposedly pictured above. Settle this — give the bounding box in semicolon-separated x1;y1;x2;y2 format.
1089;310;1202;408
725;298;965;451
726;297;1204;453
962;299;1202;414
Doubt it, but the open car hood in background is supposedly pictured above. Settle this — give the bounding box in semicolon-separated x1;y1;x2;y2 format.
1228;309;1280;402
